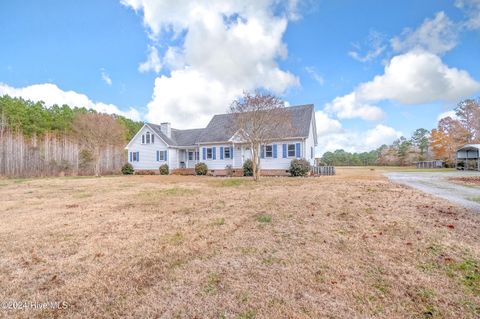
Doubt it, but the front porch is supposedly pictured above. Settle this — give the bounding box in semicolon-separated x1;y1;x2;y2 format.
177;149;200;169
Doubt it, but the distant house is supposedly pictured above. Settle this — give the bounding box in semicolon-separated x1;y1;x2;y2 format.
456;144;480;171
125;104;318;175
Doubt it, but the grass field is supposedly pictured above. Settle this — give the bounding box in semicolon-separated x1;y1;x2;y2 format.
0;168;479;318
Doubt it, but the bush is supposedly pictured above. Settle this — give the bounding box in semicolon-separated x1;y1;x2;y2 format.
195;162;208;175
135;170;156;175
289;159;311;177
243;159;253;176
121;163;134;175
159;164;169;175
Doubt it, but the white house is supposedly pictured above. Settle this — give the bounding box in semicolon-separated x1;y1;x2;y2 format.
125;104;318;175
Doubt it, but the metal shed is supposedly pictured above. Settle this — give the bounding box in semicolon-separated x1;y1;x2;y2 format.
415;160;444;169
456;144;480;171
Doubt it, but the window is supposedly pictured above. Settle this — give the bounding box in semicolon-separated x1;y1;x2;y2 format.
195;151;199;161
287;144;295;157
159;150;166;161
151;134;154;144
311;147;314;159
265;145;273;158
131;151;139;162
142;135;145;144
224;147;231;159
146;132;151;144
188;151;194;161
206;148;213;160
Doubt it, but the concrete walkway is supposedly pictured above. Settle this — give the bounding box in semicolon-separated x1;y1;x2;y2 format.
385;171;480;212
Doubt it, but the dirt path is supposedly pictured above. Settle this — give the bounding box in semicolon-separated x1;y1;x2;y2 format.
385;171;480;212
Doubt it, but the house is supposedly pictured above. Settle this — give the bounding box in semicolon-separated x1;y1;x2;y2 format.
456;144;480;171
125;104;318;175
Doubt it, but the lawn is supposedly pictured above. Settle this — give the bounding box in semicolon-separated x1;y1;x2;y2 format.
0;168;479;318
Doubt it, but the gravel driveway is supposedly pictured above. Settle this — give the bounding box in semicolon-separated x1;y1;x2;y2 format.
385;170;480;212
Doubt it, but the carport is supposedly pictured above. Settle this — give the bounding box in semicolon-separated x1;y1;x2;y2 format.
456;144;480;171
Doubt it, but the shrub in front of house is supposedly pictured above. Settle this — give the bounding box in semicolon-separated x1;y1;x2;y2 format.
243;159;253;176
159;164;169;175
289;159;311;177
195;162;208;175
121;163;134;175
135;170;156;175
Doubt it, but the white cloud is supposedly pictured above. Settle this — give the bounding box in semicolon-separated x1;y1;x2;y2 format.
138;45;162;73
313;109;400;154
0;83;141;121
455;0;480;30
357;50;480;104
315;110;342;136
390;12;458;55
325;50;480;121
305;66;324;85
317;124;402;154
122;0;300;128
437;110;459;121
348;30;387;62
324;92;385;121
101;69;112;85
146;69;239;128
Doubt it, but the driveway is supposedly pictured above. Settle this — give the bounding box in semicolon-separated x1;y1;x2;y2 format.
385;170;480;212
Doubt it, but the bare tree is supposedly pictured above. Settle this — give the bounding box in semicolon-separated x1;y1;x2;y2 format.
456;99;480;143
72;112;125;176
229;91;291;181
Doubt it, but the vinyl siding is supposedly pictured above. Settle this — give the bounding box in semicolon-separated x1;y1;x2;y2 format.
127;125;175;170
304;115;316;165
259;140;304;170
199;144;235;170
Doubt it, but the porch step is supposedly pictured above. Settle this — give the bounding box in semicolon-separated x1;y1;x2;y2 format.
171;168;196;175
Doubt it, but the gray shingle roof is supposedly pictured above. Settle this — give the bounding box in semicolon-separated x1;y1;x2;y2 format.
171;128;204;146
147;104;314;146
146;123;177;145
196;104;314;143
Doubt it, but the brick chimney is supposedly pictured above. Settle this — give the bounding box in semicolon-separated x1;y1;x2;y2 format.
160;122;171;138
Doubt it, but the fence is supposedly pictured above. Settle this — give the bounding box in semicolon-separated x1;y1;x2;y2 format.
311;166;336;176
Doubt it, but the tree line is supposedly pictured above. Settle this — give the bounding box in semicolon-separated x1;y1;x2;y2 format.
0;95;143;177
321;98;480;166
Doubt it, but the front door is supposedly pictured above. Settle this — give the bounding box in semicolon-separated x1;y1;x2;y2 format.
243;146;252;163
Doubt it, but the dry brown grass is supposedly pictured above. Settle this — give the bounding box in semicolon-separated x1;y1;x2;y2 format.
0;168;479;318
449;176;480;186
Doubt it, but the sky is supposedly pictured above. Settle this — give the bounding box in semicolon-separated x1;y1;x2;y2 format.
1;0;479;155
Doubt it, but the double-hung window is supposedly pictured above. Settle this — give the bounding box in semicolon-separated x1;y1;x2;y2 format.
146;132;151;144
131;151;139;162
206;148;213;160
188;151;194;161
224;147;231;159
159;150;166;161
265;145;273;158
287;144;296;157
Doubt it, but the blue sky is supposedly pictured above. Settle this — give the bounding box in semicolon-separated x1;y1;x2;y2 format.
1;0;479;154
